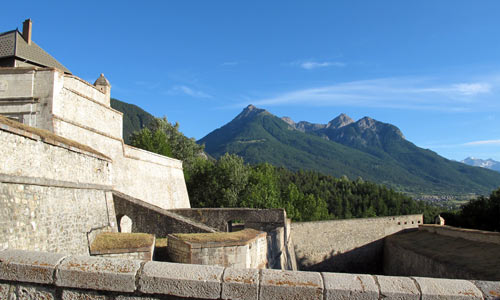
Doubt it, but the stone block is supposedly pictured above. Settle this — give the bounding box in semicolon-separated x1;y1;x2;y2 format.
260;269;323;300
16;284;57;300
471;281;500;300
376;275;419;300
0;282;12;299
138;261;223;299
55;255;141;292
222;267;259;300
0;249;67;284
413;277;482;300
62;289;110;299
323;272;378;300
115;296;162;300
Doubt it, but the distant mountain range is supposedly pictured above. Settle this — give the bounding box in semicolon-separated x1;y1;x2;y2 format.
462;157;500;173
199;105;500;196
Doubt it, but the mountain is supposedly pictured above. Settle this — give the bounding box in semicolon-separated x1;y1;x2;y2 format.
199;105;500;196
462;157;500;172
110;98;155;143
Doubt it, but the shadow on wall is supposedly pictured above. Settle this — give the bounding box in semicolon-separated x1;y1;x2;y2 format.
296;238;385;274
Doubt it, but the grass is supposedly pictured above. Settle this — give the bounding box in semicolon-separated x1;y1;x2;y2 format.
90;232;154;252
172;228;262;244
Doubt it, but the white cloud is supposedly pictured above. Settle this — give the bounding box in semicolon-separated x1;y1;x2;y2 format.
452;83;491;96
300;61;345;70
169;85;212;98
463;139;500;146
247;76;498;112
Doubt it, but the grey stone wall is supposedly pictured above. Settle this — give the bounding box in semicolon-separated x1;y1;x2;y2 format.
113;193;217;238
0;249;494;299
291;214;423;273
171;208;287;232
0;183;115;254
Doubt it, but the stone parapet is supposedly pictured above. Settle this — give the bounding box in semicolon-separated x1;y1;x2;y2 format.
0;249;496;299
420;224;500;245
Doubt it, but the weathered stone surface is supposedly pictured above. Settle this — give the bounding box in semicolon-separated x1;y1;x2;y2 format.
292;215;422;273
376;275;419;300
471;281;500;300
222;267;259;300
0;250;67;284
56;255;141;292
62;289;109;299
0;282;12;299
138;261;223;299
413;277;482;299
323;272;378;300
260;269;323;300
115;296;162;300
16;284;57;300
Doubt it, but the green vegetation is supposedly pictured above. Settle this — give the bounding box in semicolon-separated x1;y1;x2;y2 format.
199;106;500;197
441;188;500;232
110;98;155;143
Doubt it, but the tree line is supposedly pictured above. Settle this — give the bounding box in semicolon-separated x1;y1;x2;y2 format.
129;117;444;223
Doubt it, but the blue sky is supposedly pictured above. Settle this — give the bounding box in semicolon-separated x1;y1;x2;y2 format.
2;1;500;161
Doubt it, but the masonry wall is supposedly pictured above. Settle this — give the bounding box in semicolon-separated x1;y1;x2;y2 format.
0;249;496;300
384;225;500;281
0;67;191;210
168;231;268;269
0;121;117;254
291;214;423;273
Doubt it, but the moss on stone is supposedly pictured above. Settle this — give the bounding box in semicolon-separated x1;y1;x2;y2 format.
155;237;168;248
172;228;262;244
90;232;154;252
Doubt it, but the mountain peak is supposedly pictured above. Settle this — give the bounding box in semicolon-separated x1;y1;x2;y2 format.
357;116;376;129
327;113;354;129
234;104;267;121
282;116;295;126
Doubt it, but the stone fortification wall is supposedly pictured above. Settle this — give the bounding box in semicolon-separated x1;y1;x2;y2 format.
1;249;497;299
384;225;500;281
292;214;423;273
172;208;296;270
0;119;117;254
167;229;268;269
0;67;191;210
171;208;287;232
113;192;216;238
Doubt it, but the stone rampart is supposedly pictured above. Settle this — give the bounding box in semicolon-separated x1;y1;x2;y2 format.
1;249;497;299
384;225;500;281
113;192;217;237
292;214;423;273
0;67;191;210
0;118;117;254
168;229;268;269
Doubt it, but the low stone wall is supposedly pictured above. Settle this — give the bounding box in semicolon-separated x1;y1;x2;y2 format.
171;208;287;232
1;249;498;299
113;192;217;238
384;226;500;281
420;224;500;245
291;214;423;273
168;229;267;269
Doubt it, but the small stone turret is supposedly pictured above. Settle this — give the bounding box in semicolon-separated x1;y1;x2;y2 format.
94;73;111;106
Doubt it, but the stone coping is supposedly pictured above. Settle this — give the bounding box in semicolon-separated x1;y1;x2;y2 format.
0;115;110;161
1;249;498;299
420;224;500;245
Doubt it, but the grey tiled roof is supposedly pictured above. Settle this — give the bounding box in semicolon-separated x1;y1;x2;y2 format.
0;30;71;74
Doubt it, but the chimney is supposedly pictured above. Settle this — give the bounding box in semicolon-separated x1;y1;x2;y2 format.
22;19;32;45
